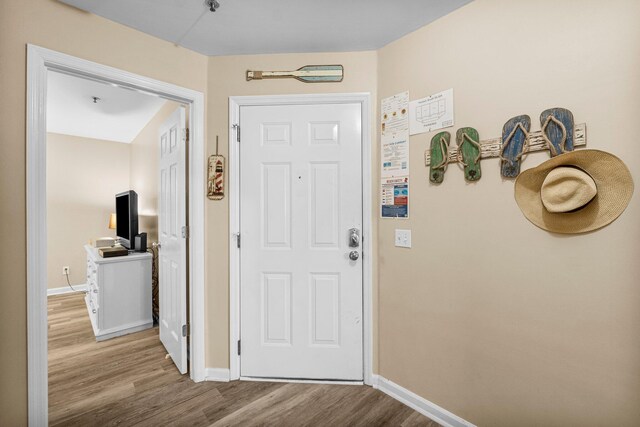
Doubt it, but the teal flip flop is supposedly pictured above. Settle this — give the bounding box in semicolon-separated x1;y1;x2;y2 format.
429;131;450;184
456;127;481;181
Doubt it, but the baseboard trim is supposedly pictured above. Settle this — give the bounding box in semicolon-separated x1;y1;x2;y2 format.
205;368;231;382
47;284;87;296
372;375;475;427
240;376;363;385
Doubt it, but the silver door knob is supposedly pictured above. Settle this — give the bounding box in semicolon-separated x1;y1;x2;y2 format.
349;251;359;261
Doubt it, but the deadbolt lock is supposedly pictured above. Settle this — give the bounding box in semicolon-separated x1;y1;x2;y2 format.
349;228;360;248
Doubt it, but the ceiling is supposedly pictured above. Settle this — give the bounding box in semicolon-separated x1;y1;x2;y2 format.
47;71;167;143
58;0;473;56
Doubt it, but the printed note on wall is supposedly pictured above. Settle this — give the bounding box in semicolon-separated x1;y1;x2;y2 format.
381;91;410;178
409;88;454;135
381;91;409;136
381;132;409;178
381;176;409;218
381;91;410;218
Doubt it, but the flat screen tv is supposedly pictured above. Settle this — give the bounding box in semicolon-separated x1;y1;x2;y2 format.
115;190;138;249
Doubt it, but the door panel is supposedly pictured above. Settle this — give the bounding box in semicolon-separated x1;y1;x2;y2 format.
158;106;187;374
310;273;340;346
262;273;292;345
310;162;339;248
240;103;363;380
262;163;291;248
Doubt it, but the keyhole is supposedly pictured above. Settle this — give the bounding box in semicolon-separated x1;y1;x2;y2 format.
298;176;302;180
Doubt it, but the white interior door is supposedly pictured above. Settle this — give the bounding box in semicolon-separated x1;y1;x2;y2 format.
240;103;363;380
158;106;188;374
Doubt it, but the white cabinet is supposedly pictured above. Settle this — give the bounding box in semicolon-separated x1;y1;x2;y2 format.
84;244;153;341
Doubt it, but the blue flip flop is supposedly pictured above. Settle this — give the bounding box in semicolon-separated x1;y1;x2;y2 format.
500;115;531;178
540;107;574;157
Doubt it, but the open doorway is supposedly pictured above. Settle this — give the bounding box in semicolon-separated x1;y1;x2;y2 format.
27;45;206;424
45;66;191;423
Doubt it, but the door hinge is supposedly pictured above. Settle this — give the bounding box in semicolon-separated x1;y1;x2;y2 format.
183;128;189;142
237;339;241;356
182;324;190;337
232;123;240;142
237;233;241;249
182;226;189;239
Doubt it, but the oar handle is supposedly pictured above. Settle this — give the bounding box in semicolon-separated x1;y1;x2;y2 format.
247;70;298;80
246;70;263;80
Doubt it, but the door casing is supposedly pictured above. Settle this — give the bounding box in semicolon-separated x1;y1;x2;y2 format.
228;93;373;385
26;45;206;426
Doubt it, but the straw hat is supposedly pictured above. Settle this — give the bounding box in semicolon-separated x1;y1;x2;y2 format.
514;150;633;233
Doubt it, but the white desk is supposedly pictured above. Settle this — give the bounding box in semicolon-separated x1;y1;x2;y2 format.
84;244;153;341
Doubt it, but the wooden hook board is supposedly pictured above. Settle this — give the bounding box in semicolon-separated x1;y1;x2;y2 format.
424;122;586;166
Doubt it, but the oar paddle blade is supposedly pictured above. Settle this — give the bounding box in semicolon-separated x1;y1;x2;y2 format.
294;65;343;82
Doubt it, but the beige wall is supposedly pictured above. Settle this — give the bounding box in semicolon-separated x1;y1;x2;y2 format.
46;133;131;289
130;100;184;244
377;0;640;425
0;0;208;423
45;100;180;291
206;51;378;368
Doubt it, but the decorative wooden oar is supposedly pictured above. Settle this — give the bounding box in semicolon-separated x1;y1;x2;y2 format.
246;65;343;83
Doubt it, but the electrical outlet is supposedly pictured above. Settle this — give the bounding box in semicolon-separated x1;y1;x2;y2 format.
62;266;70;275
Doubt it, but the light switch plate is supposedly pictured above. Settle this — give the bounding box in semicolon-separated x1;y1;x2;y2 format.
395;229;412;248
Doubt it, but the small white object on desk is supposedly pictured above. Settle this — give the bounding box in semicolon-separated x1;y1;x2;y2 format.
84;244;152;341
95;237;115;248
395;229;412;248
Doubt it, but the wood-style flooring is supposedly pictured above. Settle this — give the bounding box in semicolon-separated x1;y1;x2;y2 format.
48;293;439;426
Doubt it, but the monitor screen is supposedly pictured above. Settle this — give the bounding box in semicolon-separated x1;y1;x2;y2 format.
115;190;138;249
115;194;130;241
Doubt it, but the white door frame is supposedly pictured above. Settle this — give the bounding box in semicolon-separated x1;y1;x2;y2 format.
228;93;373;385
26;45;206;426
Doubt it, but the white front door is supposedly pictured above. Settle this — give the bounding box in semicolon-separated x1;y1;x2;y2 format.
240;103;363;380
158;106;188;374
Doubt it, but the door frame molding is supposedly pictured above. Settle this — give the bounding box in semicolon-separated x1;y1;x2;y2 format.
26;44;206;425
228;93;373;385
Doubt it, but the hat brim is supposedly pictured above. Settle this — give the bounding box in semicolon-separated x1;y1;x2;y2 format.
514;150;634;234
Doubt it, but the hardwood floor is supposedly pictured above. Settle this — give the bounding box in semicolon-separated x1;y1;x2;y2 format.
48;293;439;426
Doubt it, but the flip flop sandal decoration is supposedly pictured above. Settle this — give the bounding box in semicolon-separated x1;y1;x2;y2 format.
540;107;574;157
500;115;531;178
456;127;481;181
429;131;450;184
423;112;586;182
